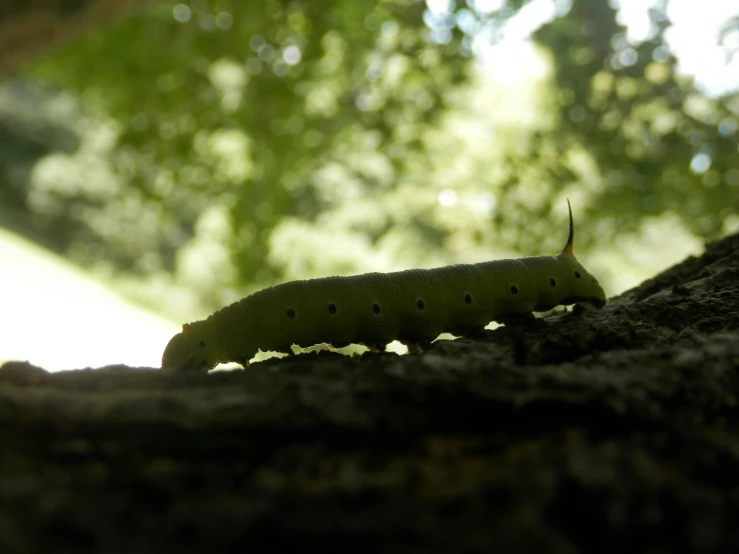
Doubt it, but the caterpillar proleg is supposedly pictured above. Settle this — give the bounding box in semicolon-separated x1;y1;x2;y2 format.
162;201;606;372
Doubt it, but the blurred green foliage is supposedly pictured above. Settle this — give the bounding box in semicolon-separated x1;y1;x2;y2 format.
36;0;469;267
535;1;738;237
0;0;736;318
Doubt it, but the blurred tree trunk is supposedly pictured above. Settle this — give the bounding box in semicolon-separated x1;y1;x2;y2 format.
0;0;153;77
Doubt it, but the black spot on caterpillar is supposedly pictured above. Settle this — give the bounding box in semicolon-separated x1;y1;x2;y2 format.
162;201;607;372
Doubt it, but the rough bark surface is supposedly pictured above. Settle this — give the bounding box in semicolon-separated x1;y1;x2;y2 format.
2;231;739;553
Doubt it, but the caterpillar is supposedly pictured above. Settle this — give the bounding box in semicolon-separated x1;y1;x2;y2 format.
162;201;606;372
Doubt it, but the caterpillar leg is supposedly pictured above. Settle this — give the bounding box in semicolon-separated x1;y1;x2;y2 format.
450;326;488;339
360;342;386;354
493;312;536;325
406;340;432;355
572;302;599;316
234;357;250;368
273;344;294;356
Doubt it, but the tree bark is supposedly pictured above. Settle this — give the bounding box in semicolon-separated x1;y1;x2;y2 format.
1;231;739;553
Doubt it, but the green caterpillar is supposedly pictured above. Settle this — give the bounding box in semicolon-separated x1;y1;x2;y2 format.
162;201;606;372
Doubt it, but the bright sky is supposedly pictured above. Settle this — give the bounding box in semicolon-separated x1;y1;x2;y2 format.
0;228;178;371
446;0;739;96
1;0;736;371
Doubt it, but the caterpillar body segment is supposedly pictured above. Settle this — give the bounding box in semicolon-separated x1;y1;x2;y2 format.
162;202;606;373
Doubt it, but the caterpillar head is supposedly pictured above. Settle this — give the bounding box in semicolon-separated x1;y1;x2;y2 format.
558;200;607;309
559;252;607;308
161;322;219;373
